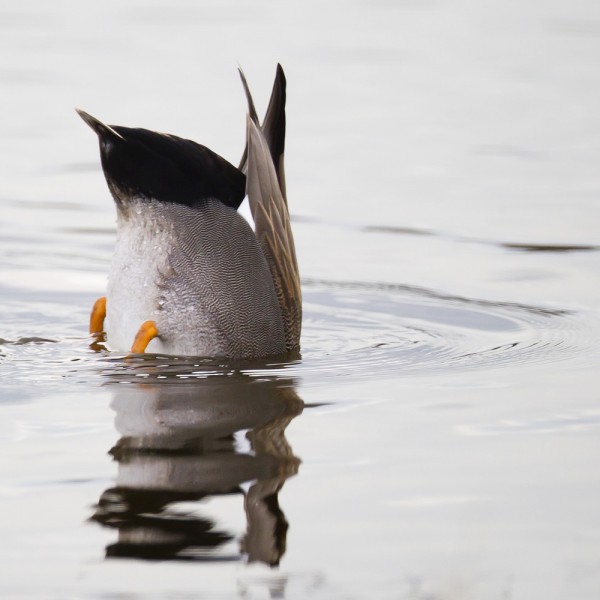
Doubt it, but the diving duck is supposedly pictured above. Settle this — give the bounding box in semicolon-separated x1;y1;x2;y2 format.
78;65;301;358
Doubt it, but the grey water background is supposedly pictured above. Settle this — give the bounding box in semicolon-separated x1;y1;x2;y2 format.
1;0;600;598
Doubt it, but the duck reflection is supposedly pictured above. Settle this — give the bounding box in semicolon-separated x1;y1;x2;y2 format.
92;373;303;565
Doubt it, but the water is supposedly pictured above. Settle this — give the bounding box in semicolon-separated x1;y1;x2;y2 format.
1;1;600;598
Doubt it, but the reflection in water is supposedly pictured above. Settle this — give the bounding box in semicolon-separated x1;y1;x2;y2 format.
91;374;303;566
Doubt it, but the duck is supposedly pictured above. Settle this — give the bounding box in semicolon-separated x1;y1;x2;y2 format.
77;65;301;358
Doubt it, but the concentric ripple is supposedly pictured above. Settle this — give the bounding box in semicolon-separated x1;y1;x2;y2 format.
285;279;592;381
0;278;594;390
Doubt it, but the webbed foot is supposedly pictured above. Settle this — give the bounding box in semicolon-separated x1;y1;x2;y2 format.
90;297;107;334
131;320;159;354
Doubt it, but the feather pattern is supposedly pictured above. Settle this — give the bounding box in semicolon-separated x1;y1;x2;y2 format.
104;198;285;358
238;64;287;202
245;113;301;351
156;200;286;358
238;65;301;350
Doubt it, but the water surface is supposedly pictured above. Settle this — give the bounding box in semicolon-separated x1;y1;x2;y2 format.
1;1;600;599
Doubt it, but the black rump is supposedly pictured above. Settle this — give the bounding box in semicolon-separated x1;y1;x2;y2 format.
100;126;246;210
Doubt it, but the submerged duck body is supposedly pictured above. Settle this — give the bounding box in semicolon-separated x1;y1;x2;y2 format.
79;65;301;358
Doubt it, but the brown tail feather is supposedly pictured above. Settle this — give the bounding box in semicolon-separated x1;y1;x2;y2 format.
238;65;287;202
246;117;301;351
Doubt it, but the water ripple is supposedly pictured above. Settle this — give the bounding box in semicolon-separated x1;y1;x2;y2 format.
0;279;594;389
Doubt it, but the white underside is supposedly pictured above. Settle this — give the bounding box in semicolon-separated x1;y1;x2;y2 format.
105;202;171;354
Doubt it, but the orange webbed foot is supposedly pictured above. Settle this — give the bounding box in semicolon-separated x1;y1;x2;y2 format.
131;320;159;354
90;297;107;334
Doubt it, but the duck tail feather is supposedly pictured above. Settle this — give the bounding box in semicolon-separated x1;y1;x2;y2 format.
237;65;288;203
261;64;287;203
246;117;301;351
75;108;124;141
238;67;260;124
237;67;259;171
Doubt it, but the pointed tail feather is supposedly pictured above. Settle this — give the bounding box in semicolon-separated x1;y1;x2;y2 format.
238;68;260;125
260;64;287;203
75;108;124;141
246;117;301;351
238;65;287;202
